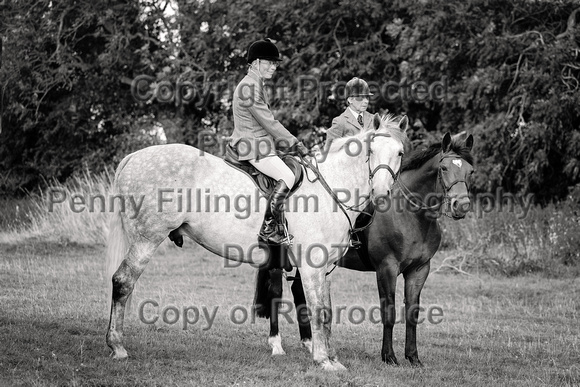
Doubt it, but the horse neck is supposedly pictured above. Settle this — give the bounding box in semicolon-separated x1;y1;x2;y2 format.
317;149;370;206
399;155;442;203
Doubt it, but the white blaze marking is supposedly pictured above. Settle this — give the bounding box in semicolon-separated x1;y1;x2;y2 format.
452;159;462;168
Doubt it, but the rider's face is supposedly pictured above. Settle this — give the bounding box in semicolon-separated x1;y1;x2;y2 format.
256;59;278;79
348;96;369;113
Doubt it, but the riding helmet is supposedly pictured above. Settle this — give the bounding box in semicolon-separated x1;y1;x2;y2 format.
346;77;373;97
247;39;282;63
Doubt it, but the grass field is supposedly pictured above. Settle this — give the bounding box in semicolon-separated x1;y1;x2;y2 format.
1;241;579;387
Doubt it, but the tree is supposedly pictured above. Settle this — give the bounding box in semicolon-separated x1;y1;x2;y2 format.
2;0;579;202
0;1;162;195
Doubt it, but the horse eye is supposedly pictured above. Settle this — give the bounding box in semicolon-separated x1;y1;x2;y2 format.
441;166;448;171
399;151;404;157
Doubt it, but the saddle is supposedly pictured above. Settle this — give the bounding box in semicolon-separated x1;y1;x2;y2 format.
169;144;305;251
223;144;304;196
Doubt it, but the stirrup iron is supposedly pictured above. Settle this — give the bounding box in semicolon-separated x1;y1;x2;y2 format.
349;231;362;249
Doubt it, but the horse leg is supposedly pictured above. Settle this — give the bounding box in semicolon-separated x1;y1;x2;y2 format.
106;240;158;359
403;261;430;367
267;268;285;355
300;265;345;371
376;262;399;365
321;275;346;371
290;269;313;352
254;266;286;355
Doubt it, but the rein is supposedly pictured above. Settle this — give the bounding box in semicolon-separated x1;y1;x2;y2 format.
293;133;399;243
295;156;367;236
295;155;373;278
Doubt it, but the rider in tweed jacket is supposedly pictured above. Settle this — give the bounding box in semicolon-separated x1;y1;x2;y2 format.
229;39;309;246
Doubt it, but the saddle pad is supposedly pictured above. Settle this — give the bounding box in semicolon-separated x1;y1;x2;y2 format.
224;144;304;197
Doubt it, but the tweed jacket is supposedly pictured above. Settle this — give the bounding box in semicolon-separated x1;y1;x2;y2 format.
325;108;375;145
230;71;297;160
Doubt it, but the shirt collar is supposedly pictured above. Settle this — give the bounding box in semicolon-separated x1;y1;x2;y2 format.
348;107;362;120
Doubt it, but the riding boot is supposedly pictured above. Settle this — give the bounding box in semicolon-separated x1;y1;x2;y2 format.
259;179;293;245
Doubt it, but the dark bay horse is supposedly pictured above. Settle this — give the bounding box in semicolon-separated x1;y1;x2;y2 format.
105;115;408;371
255;132;474;366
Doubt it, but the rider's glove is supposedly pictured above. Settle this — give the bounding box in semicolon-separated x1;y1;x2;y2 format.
295;141;310;157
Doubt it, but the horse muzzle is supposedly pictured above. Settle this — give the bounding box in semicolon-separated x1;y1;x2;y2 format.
449;196;471;219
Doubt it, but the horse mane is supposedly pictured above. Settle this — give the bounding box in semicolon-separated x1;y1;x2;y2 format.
402;137;474;172
327;114;407;153
380;114;409;145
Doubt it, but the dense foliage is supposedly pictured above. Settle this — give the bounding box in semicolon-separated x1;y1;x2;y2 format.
2;0;579;203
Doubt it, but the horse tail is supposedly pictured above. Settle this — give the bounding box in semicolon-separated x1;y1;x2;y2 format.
253;267;284;319
105;154;133;312
253;267;272;318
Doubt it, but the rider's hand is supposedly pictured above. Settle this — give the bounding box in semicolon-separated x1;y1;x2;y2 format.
295;141;310;157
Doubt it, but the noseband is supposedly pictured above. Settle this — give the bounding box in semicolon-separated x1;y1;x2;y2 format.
397;152;471;217
438;155;470;193
367;133;400;185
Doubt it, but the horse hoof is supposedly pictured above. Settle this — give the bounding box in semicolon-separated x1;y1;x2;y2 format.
268;335;285;356
382;354;399;365
111;348;128;360
320;359;347;371
301;339;313;353
331;359;347;371
320;360;335;371
407;357;423;367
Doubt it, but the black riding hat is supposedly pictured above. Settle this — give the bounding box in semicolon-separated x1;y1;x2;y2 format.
346;77;373;98
247;39;282;63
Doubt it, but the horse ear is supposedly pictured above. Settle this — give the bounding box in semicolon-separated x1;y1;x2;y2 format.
398;115;409;133
373;113;381;130
465;134;474;150
442;132;452;152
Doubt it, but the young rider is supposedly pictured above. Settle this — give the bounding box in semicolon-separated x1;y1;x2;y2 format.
325;77;375;145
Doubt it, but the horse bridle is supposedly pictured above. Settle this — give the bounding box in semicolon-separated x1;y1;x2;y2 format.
367;132;400;186
438;155;471;193
296;132;401;240
397;152;471;216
